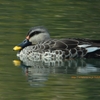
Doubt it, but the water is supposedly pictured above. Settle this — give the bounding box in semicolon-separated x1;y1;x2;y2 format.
0;0;100;99
13;58;100;87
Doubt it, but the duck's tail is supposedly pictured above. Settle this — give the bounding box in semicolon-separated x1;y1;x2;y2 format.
77;39;100;58
77;45;100;58
86;40;100;58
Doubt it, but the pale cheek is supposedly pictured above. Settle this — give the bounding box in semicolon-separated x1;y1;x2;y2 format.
29;37;35;42
29;36;40;43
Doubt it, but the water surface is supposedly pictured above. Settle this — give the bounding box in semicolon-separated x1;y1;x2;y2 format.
0;0;100;100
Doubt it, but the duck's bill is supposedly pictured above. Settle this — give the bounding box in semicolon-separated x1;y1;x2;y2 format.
13;46;22;51
13;39;32;51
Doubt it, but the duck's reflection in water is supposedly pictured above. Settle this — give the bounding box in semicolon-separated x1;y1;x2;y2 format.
13;58;100;87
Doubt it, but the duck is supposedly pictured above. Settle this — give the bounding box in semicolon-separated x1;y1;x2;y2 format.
13;26;100;60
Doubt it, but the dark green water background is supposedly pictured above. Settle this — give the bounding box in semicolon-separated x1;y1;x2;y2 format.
0;0;100;100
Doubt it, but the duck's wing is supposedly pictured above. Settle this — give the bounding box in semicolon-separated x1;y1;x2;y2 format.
73;38;100;46
42;39;79;50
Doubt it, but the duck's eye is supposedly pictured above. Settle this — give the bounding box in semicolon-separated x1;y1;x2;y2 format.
29;31;41;38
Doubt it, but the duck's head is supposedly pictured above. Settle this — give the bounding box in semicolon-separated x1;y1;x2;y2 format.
13;26;50;51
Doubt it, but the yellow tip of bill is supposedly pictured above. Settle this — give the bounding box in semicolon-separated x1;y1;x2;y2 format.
13;46;22;51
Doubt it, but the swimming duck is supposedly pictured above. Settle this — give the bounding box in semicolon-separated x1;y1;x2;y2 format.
13;26;100;60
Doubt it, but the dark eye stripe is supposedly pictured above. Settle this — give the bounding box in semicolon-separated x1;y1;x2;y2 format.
27;31;41;38
30;31;41;37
